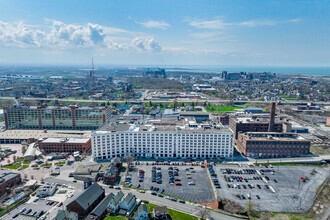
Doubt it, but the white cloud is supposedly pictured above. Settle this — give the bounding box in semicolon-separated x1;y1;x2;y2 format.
184;17;299;29
135;20;170;29
131;37;161;51
0;20;162;52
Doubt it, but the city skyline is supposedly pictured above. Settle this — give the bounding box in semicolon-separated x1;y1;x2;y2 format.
0;0;329;67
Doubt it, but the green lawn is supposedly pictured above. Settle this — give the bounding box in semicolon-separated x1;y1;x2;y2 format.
3;164;20;169
104;216;127;220
21;165;29;169
23;161;31;165
41;163;52;167
278;94;300;100
54;161;66;165
205;105;244;113
145;203;198;220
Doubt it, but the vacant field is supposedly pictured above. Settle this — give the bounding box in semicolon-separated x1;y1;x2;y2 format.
310;145;330;155
205;105;244;113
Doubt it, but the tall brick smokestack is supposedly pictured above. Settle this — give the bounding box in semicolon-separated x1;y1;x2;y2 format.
268;102;276;132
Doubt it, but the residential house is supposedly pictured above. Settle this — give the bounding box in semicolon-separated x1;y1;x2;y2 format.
119;192;137;212
86;193;115;220
108;191;124;214
134;204;149;220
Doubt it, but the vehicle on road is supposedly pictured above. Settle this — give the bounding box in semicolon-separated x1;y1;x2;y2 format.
188;182;195;185
179;200;185;203
20;208;26;213
175;182;182;186
37;211;44;217
151;192;157;196
31;211;37;216
57;202;63;207
140;190;145;193
12;213;19;218
158;194;163;197
25;209;32;214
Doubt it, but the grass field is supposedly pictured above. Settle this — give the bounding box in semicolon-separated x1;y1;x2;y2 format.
205;105;244;113
41;163;52;167
144;203;198;220
23;161;31;165
310;146;330;155
54;161;66;165
3;164;20;169
104;216;127;220
278;94;301;100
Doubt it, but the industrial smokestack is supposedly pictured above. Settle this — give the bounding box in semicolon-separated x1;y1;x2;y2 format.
268;102;276;132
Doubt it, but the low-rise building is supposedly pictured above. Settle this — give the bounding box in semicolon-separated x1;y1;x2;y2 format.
0;172;21;196
134;204;149;220
153;206;168;220
120;192;137;212
55;210;78;220
86;193;115;220
236;132;310;158
38;137;91;153
66;183;105;218
37;185;57;198
108;191;124;214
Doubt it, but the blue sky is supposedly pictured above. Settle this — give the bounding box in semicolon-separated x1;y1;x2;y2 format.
0;0;329;66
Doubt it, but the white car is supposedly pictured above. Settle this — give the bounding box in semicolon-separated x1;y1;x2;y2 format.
165;196;171;200
68;194;74;198
140;190;145;193
188;182;195;185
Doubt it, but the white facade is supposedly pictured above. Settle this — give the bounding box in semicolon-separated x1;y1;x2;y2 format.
92;131;234;161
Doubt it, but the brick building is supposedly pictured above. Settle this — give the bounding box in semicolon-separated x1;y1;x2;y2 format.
218;114;230;125
39;138;91;153
229;116;282;139
66;183;105;218
236;132;310;158
0;172;21;196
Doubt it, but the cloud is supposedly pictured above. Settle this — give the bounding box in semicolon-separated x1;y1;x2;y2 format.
0;20;162;52
131;37;161;51
135;20;170;29
184;17;300;29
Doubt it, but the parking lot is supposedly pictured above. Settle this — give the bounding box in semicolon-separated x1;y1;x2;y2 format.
1;184;79;220
212;164;329;212
129;164;215;203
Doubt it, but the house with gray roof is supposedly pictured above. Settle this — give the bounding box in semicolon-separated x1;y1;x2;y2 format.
134;204;149;220
86;193;115;220
66;183;105;218
108;190;124;214
120;192;137;211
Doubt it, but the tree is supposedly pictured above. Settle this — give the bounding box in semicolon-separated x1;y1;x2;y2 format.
197;206;210;220
263;106;270;112
125;155;134;174
7;159;11;164
13;155;17;163
30;175;34;180
245;201;255;217
22;146;27;155
24;174;27;179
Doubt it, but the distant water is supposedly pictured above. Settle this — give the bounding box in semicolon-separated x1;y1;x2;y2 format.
162;65;330;76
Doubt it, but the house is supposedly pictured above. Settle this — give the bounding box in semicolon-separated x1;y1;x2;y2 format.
55;210;78;220
154;206;169;220
103;165;119;184
108;191;124;214
134;204;149;220
86;193;115;220
37;185;57;198
66;183;105;218
120;192;137;211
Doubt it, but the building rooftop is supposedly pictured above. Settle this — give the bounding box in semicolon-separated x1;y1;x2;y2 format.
0;130;91;140
232;116;282;124
96;115;232;134
239;132;308;141
40;137;90;144
0;172;20;184
69;183;104;210
90;193;115;217
6;105;108;110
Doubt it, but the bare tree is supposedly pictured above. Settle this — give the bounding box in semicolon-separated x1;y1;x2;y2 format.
198;206;211;220
30;175;34;180
24;173;28;179
125;155;134;173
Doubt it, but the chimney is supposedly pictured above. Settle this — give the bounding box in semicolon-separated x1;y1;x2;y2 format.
268;102;276;132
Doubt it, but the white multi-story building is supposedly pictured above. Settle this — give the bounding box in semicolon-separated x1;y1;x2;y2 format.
92;116;234;161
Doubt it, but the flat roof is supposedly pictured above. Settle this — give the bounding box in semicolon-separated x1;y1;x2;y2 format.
40;137;90;144
96;115;232;134
232;116;282;124
240;132;308;141
0;130;91;140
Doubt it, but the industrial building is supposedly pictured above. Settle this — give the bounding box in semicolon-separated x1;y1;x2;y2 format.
92;115;234;161
236;132;310;158
38;137;91;153
3;104;111;130
66;183;105;218
0;172;21;197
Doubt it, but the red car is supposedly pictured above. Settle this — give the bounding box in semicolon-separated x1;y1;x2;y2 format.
175;182;182;186
139;179;144;182
57;202;63;207
49;201;54;205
